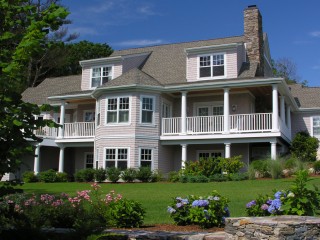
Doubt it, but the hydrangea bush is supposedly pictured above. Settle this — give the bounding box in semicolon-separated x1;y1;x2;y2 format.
246;170;320;217
167;190;229;228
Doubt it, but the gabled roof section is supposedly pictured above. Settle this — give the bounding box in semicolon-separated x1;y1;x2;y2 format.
98;68;162;89
289;84;320;109
22;75;82;105
111;36;244;85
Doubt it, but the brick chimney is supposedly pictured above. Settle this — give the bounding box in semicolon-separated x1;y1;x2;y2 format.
244;5;264;76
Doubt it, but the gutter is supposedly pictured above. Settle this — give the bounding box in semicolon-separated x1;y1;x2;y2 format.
48;92;93;101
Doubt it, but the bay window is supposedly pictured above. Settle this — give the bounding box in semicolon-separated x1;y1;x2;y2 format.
141;96;154;124
106;97;130;124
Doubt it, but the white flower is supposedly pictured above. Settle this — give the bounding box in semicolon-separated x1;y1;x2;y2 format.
287;192;295;198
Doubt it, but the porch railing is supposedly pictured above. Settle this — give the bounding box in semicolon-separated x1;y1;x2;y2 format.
162;113;273;135
230;113;272;133
187;115;224;134
34;126;58;138
64;122;95;138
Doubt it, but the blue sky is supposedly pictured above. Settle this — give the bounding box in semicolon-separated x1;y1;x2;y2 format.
62;0;320;86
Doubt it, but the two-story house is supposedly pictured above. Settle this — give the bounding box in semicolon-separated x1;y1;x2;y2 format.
4;5;320;181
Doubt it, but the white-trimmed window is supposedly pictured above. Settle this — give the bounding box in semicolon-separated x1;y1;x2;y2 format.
197;150;223;160
106;97;130;124
85;152;94;169
162;102;172;118
140;148;152;168
84;110;95;122
105;148;128;170
91;66;112;88
312;116;320;139
141;96;155;124
199;53;225;78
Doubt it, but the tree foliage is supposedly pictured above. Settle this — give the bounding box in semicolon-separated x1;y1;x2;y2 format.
272;57;305;85
290;131;319;162
0;0;66;176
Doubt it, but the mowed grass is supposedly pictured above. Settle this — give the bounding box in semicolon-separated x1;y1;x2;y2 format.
13;177;320;224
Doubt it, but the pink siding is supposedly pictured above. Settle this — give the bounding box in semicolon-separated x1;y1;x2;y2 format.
113;63;122;79
122;55;148;73
226;49;238;78
291;112;312;137
81;67;91;90
237;45;245;74
186;54;198;80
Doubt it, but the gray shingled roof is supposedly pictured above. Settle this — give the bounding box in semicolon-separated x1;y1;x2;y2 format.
99;68;162;88
289;84;320;108
238;62;258;78
22;75;81;104
111;36;245;85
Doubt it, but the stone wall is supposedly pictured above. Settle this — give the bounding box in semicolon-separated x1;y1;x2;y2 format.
225;216;320;240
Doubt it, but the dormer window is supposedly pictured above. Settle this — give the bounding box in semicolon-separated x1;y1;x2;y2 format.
91;66;112;88
199;53;225;79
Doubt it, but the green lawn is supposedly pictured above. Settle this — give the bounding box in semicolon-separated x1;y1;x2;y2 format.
12;178;320;224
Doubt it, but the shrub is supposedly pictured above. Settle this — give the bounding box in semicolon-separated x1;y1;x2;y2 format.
150;170;163;182
38;169;57;183
314;161;320;174
268;160;283;179
74;169;95;182
246;170;320;217
228;172;248;181
168;171;180;182
106;199;145;228
120;168;137;183
249;160;270;178
56;172;68;182
209;174;228;182
218;155;244;174
95;168;106;182
291;131;319;162
22;171;38;183
106;167;121;183
188;175;209;183
167;190;230;228
136;167;153;182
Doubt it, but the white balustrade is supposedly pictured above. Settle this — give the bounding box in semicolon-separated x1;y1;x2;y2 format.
34;126;58;138
162;117;181;135
187;115;224;134
230;113;272;132
64;122;95;138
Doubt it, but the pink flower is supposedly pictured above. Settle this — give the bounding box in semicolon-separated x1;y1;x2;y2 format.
91;183;101;190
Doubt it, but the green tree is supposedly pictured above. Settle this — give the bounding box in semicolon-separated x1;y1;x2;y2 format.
52;40;113;77
291;131;319;162
0;0;66;176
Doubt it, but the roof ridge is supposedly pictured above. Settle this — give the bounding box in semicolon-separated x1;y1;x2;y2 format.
113;35;244;52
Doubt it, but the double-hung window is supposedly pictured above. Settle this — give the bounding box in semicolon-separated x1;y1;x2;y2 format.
106;97;130;124
198;150;223;160
91;66;112;88
312;116;320;139
141;96;154;124
140;148;152;168
105;148;128;170
199;53;225;78
85;153;94;169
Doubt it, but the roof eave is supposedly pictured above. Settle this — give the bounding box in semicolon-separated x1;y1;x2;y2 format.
185;42;243;55
48;93;93;101
80;56;122;67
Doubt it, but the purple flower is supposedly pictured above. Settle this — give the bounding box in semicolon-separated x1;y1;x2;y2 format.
176;202;183;208
167;206;176;213
267;199;282;214
261;204;269;210
274;191;283;199
192;199;209;207
246;200;256;208
181;198;189;204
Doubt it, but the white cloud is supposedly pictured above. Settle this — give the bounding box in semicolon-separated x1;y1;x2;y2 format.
310;31;320;37
137;5;156;16
87;2;114;13
115;39;166;47
70;27;99;36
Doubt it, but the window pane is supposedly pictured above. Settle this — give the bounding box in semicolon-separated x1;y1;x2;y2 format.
107;112;117;123
212;66;224;76
142;98;153;110
118;149;128;160
118;161;127;170
85;112;95;122
141;149;152;160
212;106;223;115
200;67;211;78
119;111;129;122
198;107;209;116
106;161;115;168
120;97;129;110
141;161;151;168
142;110;153;123
108;99;117;110
92;68;101;77
102;76;110;84
200;56;210;66
106;149;116;160
91;77;101;87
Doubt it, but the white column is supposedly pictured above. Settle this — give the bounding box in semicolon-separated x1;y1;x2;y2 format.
58;101;65;138
223;88;230;134
271;141;277;160
280;96;285;123
33;144;40;175
225;143;231;158
286;106;291;130
181;144;187;168
58;146;65;173
181;91;187;135
272;84;279;132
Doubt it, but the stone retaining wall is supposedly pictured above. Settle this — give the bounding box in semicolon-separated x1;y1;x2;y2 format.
225;216;320;240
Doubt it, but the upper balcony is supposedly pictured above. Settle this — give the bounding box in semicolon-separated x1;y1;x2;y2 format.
35;122;95;139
